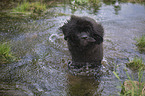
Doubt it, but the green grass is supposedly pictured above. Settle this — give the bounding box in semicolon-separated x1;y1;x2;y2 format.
12;1;46;14
113;68;145;96
75;0;89;4
126;57;145;71
122;68;145;96
113;57;145;96
136;35;145;51
0;42;16;64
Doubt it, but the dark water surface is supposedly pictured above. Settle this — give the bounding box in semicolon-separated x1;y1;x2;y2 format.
0;1;145;96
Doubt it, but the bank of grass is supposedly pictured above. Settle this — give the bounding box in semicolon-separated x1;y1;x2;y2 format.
0;43;16;64
12;1;46;15
136;35;145;51
126;57;145;71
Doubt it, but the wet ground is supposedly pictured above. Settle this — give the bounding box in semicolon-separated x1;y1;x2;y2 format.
0;1;145;96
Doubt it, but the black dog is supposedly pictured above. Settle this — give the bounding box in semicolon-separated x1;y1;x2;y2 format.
60;15;104;68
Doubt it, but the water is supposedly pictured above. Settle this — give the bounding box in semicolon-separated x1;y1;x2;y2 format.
0;1;145;96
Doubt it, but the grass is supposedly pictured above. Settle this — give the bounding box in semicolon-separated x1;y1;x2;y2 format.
113;68;145;96
113;57;145;96
122;68;145;96
126;57;145;71
136;35;145;51
0;42;16;64
12;1;46;15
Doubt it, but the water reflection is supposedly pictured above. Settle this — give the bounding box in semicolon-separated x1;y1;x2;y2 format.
114;0;121;15
67;74;101;96
70;0;102;14
114;5;121;15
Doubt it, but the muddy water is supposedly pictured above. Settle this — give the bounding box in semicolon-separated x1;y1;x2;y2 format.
0;2;145;96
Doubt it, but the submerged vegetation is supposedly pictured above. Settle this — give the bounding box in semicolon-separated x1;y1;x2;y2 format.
0;43;16;64
126;57;145;71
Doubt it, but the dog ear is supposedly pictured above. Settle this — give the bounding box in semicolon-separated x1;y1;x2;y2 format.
59;25;68;40
93;34;103;44
92;23;104;44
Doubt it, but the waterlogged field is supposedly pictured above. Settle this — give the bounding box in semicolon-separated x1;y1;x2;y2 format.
0;0;145;96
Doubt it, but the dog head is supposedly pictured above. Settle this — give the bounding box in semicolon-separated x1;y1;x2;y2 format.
60;15;104;48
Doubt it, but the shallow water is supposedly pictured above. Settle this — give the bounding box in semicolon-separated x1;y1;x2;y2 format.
0;1;145;96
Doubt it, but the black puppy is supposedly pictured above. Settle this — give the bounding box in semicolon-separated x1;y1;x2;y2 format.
60;15;104;68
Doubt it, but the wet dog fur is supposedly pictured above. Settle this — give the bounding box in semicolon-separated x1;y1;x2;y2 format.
60;15;104;68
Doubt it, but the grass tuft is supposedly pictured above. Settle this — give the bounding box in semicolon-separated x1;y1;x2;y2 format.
136;35;145;51
126;57;145;71
113;68;145;96
0;42;16;64
12;1;46;14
